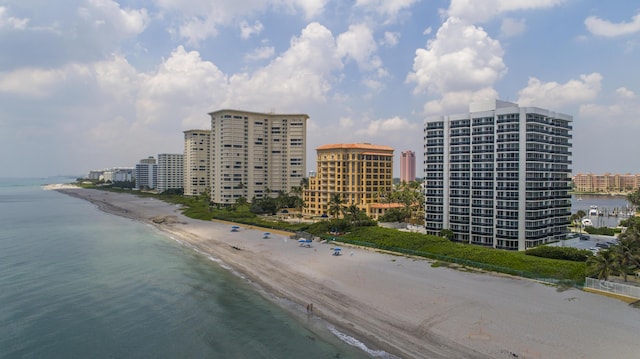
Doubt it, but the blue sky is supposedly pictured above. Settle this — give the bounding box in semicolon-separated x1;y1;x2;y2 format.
1;0;639;178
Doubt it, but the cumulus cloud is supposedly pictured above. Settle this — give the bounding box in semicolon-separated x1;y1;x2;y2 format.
516;73;602;109
157;0;327;45
244;46;275;62
225;22;343;110
585;12;640;37
406;17;506;95
0;67;68;98
380;31;400;47
501;18;526;37
355;115;414;137
0;6;29;30
240;20;264;39
136;46;228;127
80;0;150;38
354;0;419;23
423;88;499;115
337;23;381;71
447;0;564;23
616;87;635;99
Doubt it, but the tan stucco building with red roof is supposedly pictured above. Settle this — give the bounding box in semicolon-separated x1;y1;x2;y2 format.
303;143;395;219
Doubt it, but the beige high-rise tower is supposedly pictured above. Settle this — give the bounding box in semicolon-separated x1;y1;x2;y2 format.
183;130;211;196
208;109;308;204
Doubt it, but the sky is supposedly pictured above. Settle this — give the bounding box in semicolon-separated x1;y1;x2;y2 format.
1;0;639;178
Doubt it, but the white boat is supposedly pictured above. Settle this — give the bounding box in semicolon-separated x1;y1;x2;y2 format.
582;218;593;227
588;205;598;216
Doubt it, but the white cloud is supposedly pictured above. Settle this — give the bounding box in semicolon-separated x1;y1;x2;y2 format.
240;20;264;39
501;17;526;37
447;0;564;23
423;88;499;115
585;12;640;37
245;46;275;61
406;17;506;95
337;23;381;71
354;0;420;23
81;0;150;37
423;26;432;35
225;22;343;110
516;73;602;109
355;115;413;137
136;46;228;127
156;0;327;45
616;87;635;99
380;31;400;47
0;6;29;30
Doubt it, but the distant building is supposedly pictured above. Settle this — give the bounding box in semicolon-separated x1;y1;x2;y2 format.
400;150;416;183
573;173;640;192
103;168;134;183
135;156;157;190
424;100;572;251
303;143;394;219
208;109;308;204
183;130;211;196
87;170;104;180
157;153;184;193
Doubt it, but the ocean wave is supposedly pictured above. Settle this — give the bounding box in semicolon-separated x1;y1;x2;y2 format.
327;324;398;358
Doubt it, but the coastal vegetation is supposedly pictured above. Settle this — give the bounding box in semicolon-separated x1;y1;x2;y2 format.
586;216;640;281
81;183;640;286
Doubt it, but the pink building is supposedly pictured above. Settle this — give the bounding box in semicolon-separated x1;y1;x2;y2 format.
400;150;416;183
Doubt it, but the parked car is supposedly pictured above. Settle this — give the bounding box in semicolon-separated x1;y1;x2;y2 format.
595;242;610;249
580;234;590;241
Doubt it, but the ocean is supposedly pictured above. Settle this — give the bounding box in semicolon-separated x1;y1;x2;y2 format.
0;178;375;359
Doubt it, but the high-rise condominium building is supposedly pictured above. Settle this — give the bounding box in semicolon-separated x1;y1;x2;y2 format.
209;109;308;204
183;130;211;196
157;153;184;193
423;100;572;251
303;143;394;218
400;150;416;183
135;156;157;190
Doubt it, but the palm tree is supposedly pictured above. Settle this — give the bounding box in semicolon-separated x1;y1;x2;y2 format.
587;249;619;281
613;233;640;281
328;194;344;219
576;210;587;233
345;203;361;226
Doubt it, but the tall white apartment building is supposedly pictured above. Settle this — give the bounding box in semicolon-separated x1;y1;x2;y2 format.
135;156;157;190
209;109;308;204
183;130;211;196
157;153;184;193
423;100;572;251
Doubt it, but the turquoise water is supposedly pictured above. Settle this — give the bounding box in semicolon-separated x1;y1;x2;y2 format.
0;178;375;358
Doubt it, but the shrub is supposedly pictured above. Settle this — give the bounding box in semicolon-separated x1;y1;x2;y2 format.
525;246;592;262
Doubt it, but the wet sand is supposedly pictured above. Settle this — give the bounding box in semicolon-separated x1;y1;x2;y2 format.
55;187;640;359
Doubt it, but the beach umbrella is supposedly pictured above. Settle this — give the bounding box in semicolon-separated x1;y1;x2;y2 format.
298;238;307;243
333;247;342;251
264;232;271;236
231;225;240;229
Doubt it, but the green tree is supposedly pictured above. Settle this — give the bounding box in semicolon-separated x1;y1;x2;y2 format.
627;189;640;212
576;210;587;233
440;229;455;241
328;194;344;219
345;203;362;226
587;249;619;281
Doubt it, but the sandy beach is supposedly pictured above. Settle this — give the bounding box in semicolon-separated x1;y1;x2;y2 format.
55;188;640;359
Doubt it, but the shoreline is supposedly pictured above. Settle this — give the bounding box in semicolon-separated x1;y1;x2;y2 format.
55;188;640;359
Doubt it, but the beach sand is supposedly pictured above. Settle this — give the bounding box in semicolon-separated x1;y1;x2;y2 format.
56;188;640;359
